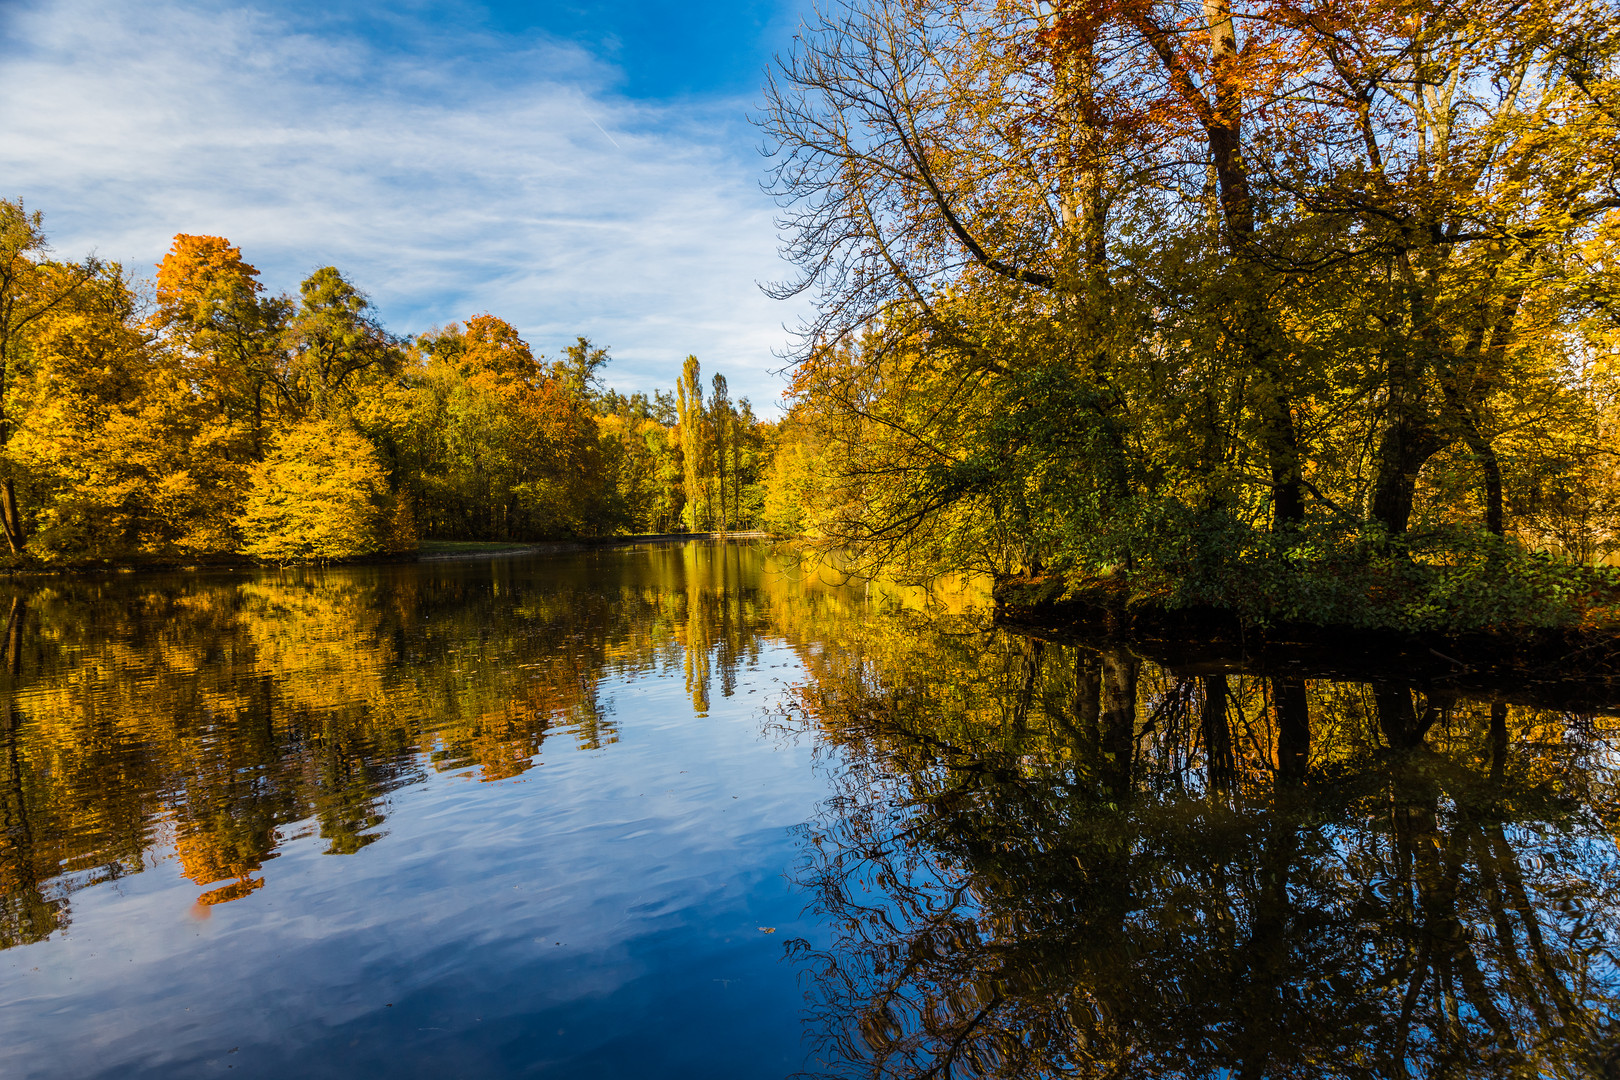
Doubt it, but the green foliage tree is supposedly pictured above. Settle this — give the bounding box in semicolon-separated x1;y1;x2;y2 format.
676;356;712;530
280;267;402;419
559;335;610;402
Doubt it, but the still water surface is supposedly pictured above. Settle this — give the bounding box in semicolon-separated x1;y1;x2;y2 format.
0;541;1617;1077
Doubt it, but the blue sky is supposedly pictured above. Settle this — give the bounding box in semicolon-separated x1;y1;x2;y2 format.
477;0;798;98
0;0;809;409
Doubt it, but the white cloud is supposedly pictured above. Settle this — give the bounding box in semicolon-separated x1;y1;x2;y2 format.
0;0;800;410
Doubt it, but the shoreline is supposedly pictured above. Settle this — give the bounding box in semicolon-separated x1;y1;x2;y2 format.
0;531;777;579
414;531;774;562
995;580;1620;713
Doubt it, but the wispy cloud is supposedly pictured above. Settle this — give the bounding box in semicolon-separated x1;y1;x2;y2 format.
0;0;798;408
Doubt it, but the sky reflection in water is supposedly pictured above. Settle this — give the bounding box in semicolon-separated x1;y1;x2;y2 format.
1;541;1618;1077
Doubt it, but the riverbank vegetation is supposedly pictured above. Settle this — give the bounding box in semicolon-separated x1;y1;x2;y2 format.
758;0;1620;633
0;208;773;565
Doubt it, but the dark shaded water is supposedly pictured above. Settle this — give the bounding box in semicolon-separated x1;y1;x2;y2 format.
0;542;1616;1078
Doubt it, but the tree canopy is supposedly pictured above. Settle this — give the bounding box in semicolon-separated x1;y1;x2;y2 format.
759;0;1620;626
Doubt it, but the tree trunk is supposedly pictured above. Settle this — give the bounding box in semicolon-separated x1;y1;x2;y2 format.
2;597;22;676
1456;423;1504;536
1099;648;1138;799
1129;1;1306;531
1489;702;1508;785
1263;386;1305;530
1201;673;1234;789
1203;0;1305;530
1271;677;1309;785
1011;638;1043;736
1374;686;1440;749
1;480;22;554
1074;652;1101;754
1369;419;1446;535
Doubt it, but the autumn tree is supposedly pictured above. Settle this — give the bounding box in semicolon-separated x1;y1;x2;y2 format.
559;335;610;402
595;393;689;532
238;418;397;562
0;210;763;558
676;356;713;530
279;267;402;418
0;201;101;552
761;0;1620;597
8;263;243;558
152;234;290;458
710;372;733;532
393;316;611;540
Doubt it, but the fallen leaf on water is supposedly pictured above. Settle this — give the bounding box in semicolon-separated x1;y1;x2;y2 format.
759;927;776;934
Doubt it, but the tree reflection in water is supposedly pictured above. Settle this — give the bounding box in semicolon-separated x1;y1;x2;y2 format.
0;542;770;943
778;619;1620;1079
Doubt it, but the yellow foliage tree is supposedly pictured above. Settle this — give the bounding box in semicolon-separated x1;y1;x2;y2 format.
9;263;242;558
238;419;393;562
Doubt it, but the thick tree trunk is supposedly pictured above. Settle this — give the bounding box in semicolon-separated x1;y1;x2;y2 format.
1369;418;1446;535
1374;686;1441;749
1203;0;1305;531
1131;2;1307;532
1074;652;1101;752
1262;387;1305;530
1233;820;1300;1080
1012;638;1043;735
1368;439;1417;535
1368;270;1455;536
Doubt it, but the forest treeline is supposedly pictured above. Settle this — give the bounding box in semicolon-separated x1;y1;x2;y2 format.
758;0;1620;630
0;205;779;563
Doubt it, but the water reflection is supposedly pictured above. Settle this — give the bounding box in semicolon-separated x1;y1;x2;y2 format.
0;542;773;941
774;614;1620;1078
4;545;1619;1077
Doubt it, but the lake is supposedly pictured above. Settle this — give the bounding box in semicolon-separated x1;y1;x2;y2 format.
0;540;1616;1078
